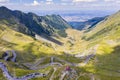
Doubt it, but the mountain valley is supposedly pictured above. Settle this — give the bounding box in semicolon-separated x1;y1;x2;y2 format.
0;6;120;80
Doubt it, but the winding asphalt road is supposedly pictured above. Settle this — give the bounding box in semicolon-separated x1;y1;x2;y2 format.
1;47;96;80
30;62;63;70
3;50;17;62
11;50;17;62
0;62;46;80
25;53;95;70
1;54;95;80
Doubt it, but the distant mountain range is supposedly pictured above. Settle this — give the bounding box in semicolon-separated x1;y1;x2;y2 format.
0;6;71;45
69;16;106;30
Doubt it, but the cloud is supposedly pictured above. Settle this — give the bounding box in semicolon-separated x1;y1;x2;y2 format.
116;0;120;4
104;0;120;4
46;0;54;4
0;0;9;3
73;0;97;2
46;0;53;1
61;3;67;5
32;0;39;6
61;0;73;5
1;0;120;12
104;0;114;2
61;0;72;2
24;0;40;6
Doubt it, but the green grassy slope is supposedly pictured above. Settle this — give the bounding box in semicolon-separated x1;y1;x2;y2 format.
0;22;59;80
0;6;71;38
80;11;120;80
0;23;56;61
0;22;84;80
84;11;120;41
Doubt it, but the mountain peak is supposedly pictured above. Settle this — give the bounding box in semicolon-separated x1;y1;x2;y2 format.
0;6;71;44
0;6;13;19
27;12;38;17
0;6;10;11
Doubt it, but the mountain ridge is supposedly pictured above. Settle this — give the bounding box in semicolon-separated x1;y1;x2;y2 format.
0;6;71;45
69;16;106;30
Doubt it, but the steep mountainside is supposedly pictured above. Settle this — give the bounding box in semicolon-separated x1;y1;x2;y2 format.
80;10;120;80
69;16;106;30
0;6;71;45
84;11;120;41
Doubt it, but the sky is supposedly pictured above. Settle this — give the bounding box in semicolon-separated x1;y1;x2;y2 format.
0;0;120;14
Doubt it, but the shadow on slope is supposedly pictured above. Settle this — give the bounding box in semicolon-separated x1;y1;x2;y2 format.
37;34;63;46
93;45;120;80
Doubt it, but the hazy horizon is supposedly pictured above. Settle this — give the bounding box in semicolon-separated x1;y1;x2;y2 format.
0;5;118;22
0;0;120;12
0;0;120;21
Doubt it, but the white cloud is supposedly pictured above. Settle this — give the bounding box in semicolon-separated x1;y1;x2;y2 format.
61;3;68;5
116;0;120;3
46;0;53;1
46;2;53;4
0;0;9;3
73;0;97;2
61;0;72;2
104;0;114;2
24;0;40;6
1;0;119;12
104;0;120;4
46;0;54;4
32;0;39;6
